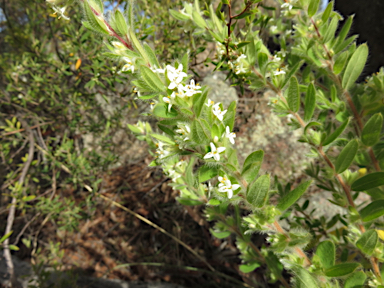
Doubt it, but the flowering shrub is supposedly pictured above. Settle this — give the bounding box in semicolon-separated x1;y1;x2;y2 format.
4;0;384;286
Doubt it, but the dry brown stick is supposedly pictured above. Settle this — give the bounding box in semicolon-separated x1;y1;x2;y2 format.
3;126;34;287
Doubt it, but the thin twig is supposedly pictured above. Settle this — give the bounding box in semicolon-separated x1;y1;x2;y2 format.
3;125;35;287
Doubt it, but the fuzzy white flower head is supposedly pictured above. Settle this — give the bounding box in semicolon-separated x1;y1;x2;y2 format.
166;64;188;90
182;79;201;97
175;124;191;141
224;126;236;144
156;142;170;159
118;57;134;73
204;142;226;161
212;103;227;121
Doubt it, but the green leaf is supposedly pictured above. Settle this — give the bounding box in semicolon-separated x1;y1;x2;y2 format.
140;66;165;92
191;120;209;144
144;44;160;68
241;150;264;184
127;124;142;134
324;263;360;277
342;44;369;89
0;231;13;243
308;0;320;17
198;165;218;182
177;198;203;206
315;241;335;269
351;172;384;191
344;271;367;288
180;52;189;73
277;180;312;211
322;118;350;146
151;133;175;145
247;40;257;66
323;16;338;44
192;10;206;28
336;15;354;45
361;113;383;147
293;266;318;288
356;230;378;256
114;10;128;36
129;29;149;64
185;157;195;187
239;263;261;273
333;50;349;75
82;2;109;35
359;200;384;222
153;103;178;118
287;76;300;113
321;1;333;23
9;245;19;251
282;61;303;89
335;139;358;174
257;52;268;74
210;229;231;239
246;174;270;208
193;88;208;118
304;83;316;121
169;9;190;21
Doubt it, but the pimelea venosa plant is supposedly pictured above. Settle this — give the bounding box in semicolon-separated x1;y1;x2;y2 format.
39;0;384;286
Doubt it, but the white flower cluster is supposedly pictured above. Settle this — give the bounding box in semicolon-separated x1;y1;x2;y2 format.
47;0;70;20
216;42;227;57
228;54;248;75
205;99;227;121
218;175;240;199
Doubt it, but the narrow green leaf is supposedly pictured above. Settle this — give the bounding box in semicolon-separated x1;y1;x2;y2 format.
321;1;333;23
342;44;369;89
127;0;134;28
210;229;231;239
304;83;316;121
8;245;19;251
344;271;366;288
180;52;189;73
282;61;303;88
336;15;354;45
335;139;358;174
308;0;320;17
325;263;360;277
129;29;150;64
193;88;208;118
277;180;312;211
315;241;335;269
323;16;338;44
246;174;270;208
140;66;165;92
169;9;190;21
257;52;268;74
322;118;350;146
114;10;128;36
242;150;264;184
361;113;383;147
333;50;349;74
334;35;358;55
0;231;13;243
239;263;261;273
185;157;195;187
144;44;160;68
198;165;218;182
83;2;109;35
351;172;384;191
293;266;318;288
191;120;209;144
192;10;206;28
287;76;300;113
356;230;378;256
247;40;257;66
177;198;203;206
359;200;384;222
151;133;175;145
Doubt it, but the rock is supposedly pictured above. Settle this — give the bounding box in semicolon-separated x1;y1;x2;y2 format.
202;72;238;108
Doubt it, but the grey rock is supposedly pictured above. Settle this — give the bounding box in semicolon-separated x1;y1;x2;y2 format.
202;72;238;108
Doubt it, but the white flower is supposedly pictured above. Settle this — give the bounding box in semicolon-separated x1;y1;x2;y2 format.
213;136;219;143
234;62;247;75
223;126;236;144
149;100;157;111
151;66;165;74
168;169;181;182
163;92;176;112
270;25;278;33
204;142;226;161
175;124;191;141
51;5;70;20
119;57;134;73
272;55;281;62
273;68;286;76
156;142;170;159
182;79;201;97
217;177;240;199
281;2;293;10
237;54;247;61
166;64;188;90
212;103;227;121
205;99;215;107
